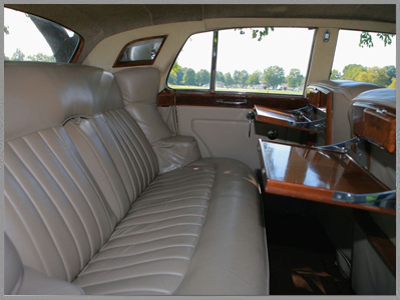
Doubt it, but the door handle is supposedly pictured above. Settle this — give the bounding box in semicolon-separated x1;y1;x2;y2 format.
216;99;248;105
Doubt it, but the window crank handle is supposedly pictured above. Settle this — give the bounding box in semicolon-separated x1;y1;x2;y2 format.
246;111;255;138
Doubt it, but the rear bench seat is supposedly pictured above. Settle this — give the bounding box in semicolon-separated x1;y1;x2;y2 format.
4;62;269;295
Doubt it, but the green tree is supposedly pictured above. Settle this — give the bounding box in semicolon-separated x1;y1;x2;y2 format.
4;25;9;35
359;32;395;48
183;68;196;86
236;27;274;41
216;71;226;84
330;69;342;80
342;64;367;80
168;61;182;85
233;70;242;85
388;78;396;89
233;70;249;86
383;65;396;81
27;53;56;62
286;68;304;88
240;70;249;86
11;48;25;61
168;71;177;85
195;69;210;86
224;72;234;87
262;66;285;89
355;67;390;87
246;70;262;85
176;67;186;85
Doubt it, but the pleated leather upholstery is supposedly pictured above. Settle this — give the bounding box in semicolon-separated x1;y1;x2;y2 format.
64;109;159;221
74;165;216;295
63;105;216;294
4;127;117;282
4;62;269;295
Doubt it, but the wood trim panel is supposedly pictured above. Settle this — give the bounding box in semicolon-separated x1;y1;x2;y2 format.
306;85;333;145
71;37;84;64
258;139;395;215
113;35;167;68
157;89;308;110
353;209;396;276
254;105;320;133
352;102;396;154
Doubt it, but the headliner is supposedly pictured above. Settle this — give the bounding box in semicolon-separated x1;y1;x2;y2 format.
5;4;396;63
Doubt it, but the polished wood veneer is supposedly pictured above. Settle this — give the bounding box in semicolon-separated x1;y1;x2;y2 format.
157;89;308;110
254;105;321;134
352;102;396;154
259;139;394;215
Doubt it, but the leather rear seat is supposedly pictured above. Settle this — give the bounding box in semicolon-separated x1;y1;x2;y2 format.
4;62;269;295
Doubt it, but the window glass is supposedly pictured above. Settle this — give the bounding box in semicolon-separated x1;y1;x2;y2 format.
167;28;315;95
115;36;166;67
4;8;81;63
216;27;315;95
167;31;213;89
331;30;396;88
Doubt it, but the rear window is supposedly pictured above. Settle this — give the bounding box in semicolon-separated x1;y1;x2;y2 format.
114;36;167;67
4;8;81;63
331;29;396;88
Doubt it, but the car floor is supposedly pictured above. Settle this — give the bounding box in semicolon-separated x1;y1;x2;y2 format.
263;194;355;295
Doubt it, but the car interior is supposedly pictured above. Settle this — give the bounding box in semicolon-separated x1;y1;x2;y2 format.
3;3;397;296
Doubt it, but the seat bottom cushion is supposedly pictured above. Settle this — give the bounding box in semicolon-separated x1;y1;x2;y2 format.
73;158;268;295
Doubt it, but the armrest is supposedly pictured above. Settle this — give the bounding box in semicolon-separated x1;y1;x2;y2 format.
152;135;201;173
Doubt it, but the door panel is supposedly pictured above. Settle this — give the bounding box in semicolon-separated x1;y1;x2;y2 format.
177;106;304;171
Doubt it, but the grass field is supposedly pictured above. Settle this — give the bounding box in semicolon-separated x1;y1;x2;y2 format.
168;85;302;95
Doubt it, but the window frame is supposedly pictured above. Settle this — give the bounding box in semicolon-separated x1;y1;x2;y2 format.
166;27;317;97
4;7;84;64
113;35;167;68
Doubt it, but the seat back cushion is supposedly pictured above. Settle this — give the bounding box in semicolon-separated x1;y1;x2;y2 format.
64;107;159;221
4;62;123;282
114;67;172;144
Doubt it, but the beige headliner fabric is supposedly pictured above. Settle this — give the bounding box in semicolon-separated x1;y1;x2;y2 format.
5;4;395;63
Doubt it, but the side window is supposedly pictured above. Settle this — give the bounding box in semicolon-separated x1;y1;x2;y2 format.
4;8;81;63
167;27;315;95
167;31;213;89
215;28;314;95
114;36;166;67
331;30;396;88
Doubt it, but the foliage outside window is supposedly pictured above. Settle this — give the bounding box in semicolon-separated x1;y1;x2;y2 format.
4;8;81;63
167;27;315;95
331;30;396;88
168;31;214;89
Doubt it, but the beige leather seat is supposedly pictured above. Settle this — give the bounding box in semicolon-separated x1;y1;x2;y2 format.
4;62;269;295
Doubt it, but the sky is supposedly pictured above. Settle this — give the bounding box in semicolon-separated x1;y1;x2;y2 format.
4;7;397;77
177;27;396;77
4;8;74;58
